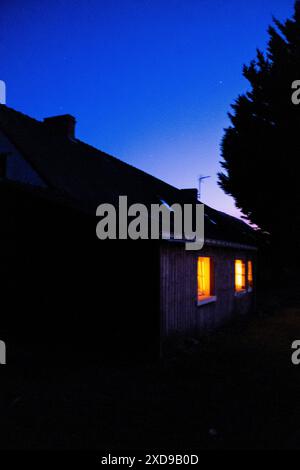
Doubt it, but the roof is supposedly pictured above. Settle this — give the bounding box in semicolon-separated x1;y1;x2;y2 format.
0;104;257;248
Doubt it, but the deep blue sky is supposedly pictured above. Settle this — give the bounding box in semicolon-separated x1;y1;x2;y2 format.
0;0;295;217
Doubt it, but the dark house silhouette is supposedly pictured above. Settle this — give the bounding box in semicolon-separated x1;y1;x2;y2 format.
0;105;257;361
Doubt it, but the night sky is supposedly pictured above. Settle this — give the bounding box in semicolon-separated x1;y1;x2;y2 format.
0;0;294;217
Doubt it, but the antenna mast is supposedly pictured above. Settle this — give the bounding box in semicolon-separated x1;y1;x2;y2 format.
198;175;211;200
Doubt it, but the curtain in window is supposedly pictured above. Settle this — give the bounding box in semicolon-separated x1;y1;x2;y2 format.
235;260;246;291
198;257;210;299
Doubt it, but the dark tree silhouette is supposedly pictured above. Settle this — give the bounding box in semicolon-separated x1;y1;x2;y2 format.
219;1;300;249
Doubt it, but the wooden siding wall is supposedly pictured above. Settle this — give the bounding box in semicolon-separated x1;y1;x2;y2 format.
160;242;255;338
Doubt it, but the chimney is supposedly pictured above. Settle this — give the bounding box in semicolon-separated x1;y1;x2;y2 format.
181;188;199;202
43;114;76;139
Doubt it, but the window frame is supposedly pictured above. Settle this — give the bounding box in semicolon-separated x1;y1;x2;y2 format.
234;259;247;296
197;256;217;306
247;260;254;292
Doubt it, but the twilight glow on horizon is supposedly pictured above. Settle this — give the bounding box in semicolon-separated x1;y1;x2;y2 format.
0;0;294;218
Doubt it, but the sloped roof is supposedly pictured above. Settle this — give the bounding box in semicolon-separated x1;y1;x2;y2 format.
0;105;257;248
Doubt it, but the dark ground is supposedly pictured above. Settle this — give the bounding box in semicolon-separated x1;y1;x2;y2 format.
1;285;300;451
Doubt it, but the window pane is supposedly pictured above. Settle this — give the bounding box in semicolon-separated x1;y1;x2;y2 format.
235;259;246;292
198;257;210;300
248;261;253;288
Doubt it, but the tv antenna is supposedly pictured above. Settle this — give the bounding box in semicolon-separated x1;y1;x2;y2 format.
198;175;211;200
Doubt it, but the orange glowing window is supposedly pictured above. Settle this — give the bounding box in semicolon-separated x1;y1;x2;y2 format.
198;257;211;300
235;259;246;292
248;261;253;289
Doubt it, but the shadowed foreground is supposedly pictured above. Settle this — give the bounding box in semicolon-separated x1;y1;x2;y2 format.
1;300;300;450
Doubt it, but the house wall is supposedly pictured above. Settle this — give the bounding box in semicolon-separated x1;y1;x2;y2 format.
160;242;256;339
0;182;161;363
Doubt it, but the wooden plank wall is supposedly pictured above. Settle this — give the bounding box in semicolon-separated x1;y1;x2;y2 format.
160;242;256;338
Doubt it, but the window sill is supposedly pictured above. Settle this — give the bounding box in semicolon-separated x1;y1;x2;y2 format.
197;296;217;307
235;290;247;297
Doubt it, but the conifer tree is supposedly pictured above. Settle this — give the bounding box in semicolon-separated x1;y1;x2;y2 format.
219;1;300;249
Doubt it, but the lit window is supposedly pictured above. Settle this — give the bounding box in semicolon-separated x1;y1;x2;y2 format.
235;259;246;292
198;257;211;300
248;261;253;290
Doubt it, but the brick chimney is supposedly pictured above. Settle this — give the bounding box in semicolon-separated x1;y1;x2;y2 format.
43;114;76;139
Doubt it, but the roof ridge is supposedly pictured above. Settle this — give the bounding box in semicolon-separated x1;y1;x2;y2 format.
0;104;43;125
0;105;181;195
0;105;257;245
75;138;180;193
